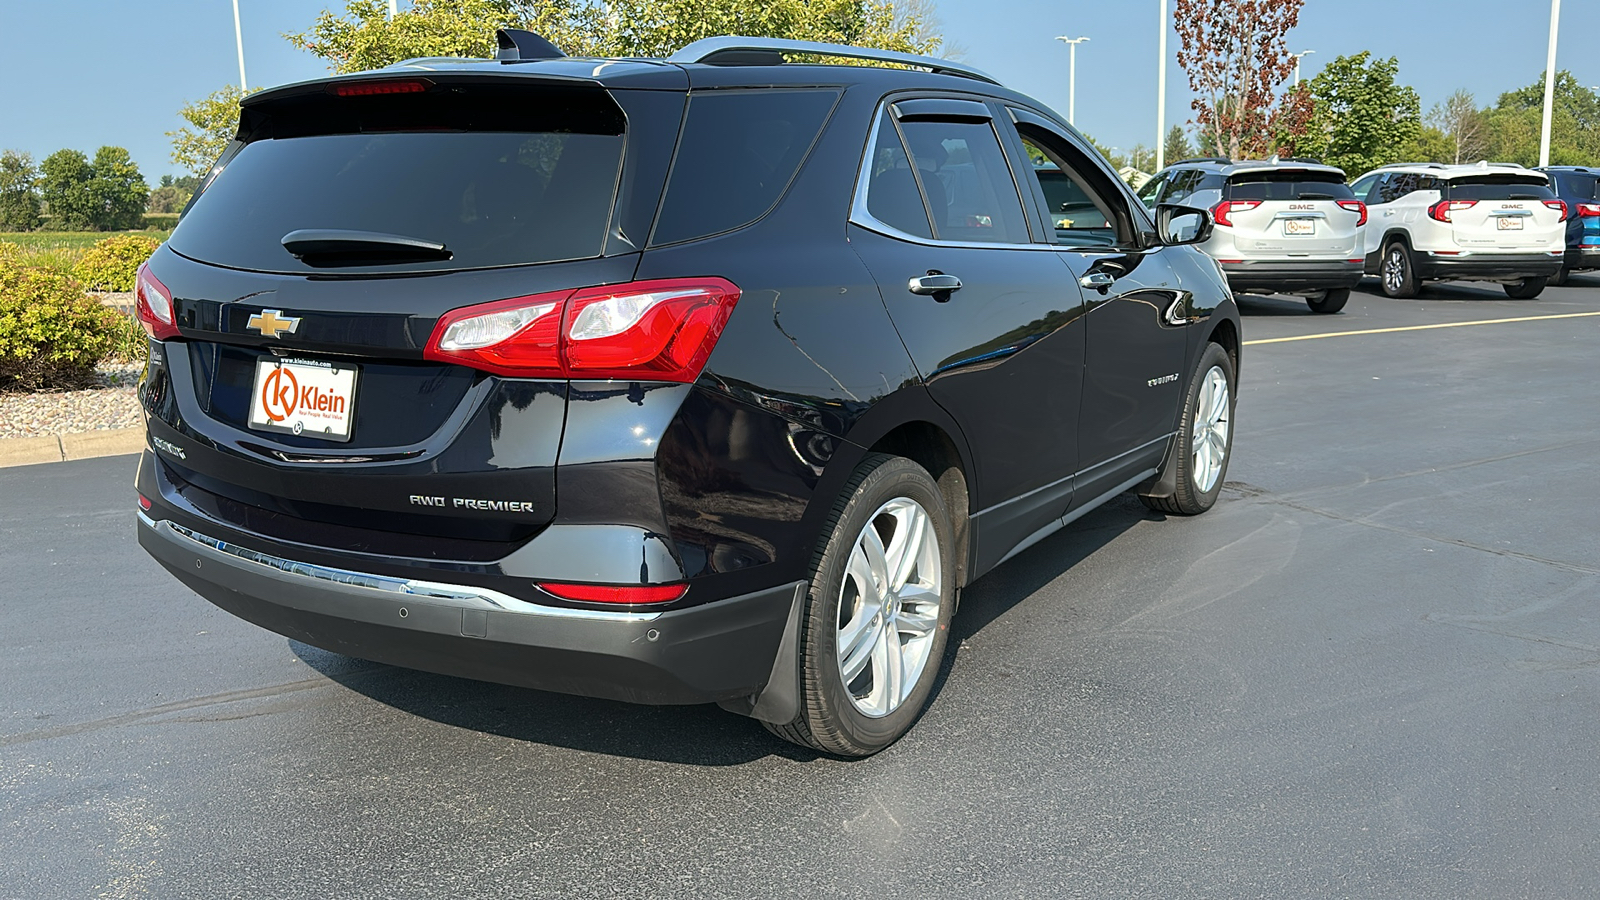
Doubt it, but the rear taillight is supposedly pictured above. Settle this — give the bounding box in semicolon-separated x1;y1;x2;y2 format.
536;582;688;605
1577;203;1600;218
1544;199;1569;221
1429;200;1477;223
1210;200;1261;228
137;493;152;511
134;262;179;340
424;277;741;382
1337;199;1368;226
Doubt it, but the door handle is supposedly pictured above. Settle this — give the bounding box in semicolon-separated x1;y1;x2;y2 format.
1079;271;1117;291
909;273;962;299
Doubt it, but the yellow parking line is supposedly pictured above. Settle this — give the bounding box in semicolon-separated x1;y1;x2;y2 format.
1243;311;1600;345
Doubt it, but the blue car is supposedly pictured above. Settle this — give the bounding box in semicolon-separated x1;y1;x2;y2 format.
1536;166;1600;284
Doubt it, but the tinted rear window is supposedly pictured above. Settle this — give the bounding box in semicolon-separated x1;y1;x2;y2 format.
1444;176;1555;201
171;84;626;274
1227;171;1354;201
1552;172;1598;200
650;89;840;246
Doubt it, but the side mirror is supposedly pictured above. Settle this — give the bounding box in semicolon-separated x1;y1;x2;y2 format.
1156;203;1214;246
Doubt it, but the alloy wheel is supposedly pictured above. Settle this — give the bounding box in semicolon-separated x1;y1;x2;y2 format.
1383;247;1405;294
835;497;943;718
1190;365;1231;493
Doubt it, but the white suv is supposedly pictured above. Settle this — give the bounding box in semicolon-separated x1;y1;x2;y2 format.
1349;162;1566;299
1139;157;1366;313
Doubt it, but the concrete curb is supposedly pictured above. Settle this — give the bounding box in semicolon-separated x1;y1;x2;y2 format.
0;427;143;468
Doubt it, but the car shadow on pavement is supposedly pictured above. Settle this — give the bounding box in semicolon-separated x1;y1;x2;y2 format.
291;494;1155;766
1232;292;1322;316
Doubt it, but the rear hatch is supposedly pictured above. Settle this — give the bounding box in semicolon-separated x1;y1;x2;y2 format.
1442;174;1565;251
1219;168;1362;259
142;72;672;554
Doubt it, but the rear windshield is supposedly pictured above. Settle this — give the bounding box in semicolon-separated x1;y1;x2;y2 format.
650;89;839;246
1443;176;1555;201
171;84;626;274
1550;172;1597;200
1226;170;1354;201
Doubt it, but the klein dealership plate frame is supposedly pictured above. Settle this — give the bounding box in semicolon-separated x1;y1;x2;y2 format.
247;357;359;442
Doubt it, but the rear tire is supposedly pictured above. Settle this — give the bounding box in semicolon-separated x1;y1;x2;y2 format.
1548;267;1569;287
1504;277;1547;299
1380;242;1420;298
1140;342;1236;516
1306;288;1350;314
762;454;955;757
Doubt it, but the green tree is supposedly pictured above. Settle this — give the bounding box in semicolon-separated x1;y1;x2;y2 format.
39;149;97;230
287;0;940;74
169;86;258;178
1480;71;1600;167
0;151;43;232
1163;126;1195;164
86;146;148;231
1401;125;1454;165
1298;52;1420;177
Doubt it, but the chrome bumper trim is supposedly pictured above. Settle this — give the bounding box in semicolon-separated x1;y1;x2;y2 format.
138;512;663;623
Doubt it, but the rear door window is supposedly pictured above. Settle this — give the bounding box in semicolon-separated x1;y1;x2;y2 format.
1227;171;1355;201
650;89;840;246
898;118;1031;244
1444;176;1556;201
171;84;628;275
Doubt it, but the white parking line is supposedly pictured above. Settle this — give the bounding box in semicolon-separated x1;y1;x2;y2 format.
1244;311;1600;345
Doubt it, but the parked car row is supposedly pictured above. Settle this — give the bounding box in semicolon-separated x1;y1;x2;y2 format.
1138;157;1593;311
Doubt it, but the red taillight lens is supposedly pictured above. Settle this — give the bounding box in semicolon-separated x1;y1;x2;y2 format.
1337;199;1368;226
330;79;428;97
1429;199;1476;223
1210;200;1261;228
1544;199;1569;221
424;278;741;382
137;493;152;511
134;262;179;340
536;582;688;605
1578;203;1600;218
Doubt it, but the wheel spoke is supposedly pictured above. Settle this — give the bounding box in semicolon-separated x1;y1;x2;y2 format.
897;605;939;638
873;622;906;708
839;613;878;684
885;505;927;593
858;523;889;599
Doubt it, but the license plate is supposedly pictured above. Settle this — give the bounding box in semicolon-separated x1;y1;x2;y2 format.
247;357;358;442
1284;219;1316;236
1497;217;1524;231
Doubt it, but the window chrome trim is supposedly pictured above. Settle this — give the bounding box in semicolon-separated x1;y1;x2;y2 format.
138;512;664;622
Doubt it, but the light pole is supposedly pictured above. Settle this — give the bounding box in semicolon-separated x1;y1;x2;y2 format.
232;0;247;90
389;0;398;18
1156;0;1168;170
1540;0;1561;167
1290;49;1315;87
1055;36;1090;126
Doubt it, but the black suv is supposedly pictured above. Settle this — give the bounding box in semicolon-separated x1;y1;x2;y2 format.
1535;166;1600;284
135;32;1241;756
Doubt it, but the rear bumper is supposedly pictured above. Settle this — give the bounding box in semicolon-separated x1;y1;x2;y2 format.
1564;247;1600;271
1415;252;1564;281
137;510;800;707
1219;259;1363;293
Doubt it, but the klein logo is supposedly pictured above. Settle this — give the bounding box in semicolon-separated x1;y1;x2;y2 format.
260;366;345;429
247;309;301;339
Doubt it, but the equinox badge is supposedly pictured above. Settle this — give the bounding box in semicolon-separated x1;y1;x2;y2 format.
247;309;301;339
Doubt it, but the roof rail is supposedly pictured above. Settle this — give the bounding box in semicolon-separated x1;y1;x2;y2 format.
1377;162;1445;169
1473;159;1527;169
668;36;1000;85
1168;156;1231;166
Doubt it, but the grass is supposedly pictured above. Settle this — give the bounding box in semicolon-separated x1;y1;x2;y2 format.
0;230;171;278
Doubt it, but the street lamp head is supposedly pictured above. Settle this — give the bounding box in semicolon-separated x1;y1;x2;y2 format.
1055;35;1091;45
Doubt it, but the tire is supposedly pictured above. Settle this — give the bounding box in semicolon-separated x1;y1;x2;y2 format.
763;454;956;757
1548;267;1569;287
1504;277;1547;300
1140;342;1236;516
1306;288;1350;314
1380;241;1420;298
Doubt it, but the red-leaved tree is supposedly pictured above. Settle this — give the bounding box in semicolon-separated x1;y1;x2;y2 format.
1174;0;1311;160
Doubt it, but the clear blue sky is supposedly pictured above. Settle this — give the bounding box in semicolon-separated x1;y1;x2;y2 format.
2;0;1595;181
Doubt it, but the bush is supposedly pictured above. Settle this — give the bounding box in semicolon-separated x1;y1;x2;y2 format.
73;234;161;291
0;259;127;391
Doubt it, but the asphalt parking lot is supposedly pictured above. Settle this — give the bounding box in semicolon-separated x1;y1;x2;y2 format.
4;276;1598;899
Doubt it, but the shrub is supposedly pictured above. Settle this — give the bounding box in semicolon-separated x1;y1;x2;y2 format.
73;234;161;291
0;259;126;391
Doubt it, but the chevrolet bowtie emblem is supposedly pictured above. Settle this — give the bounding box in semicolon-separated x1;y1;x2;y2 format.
247;309;301;339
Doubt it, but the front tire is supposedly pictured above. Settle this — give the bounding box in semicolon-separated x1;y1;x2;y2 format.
1140;342;1236;516
763;454;955;757
1380;242;1420;298
1306;288;1350;314
1504;277;1547;299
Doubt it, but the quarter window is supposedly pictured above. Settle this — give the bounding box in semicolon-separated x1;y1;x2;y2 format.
863;113;935;239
